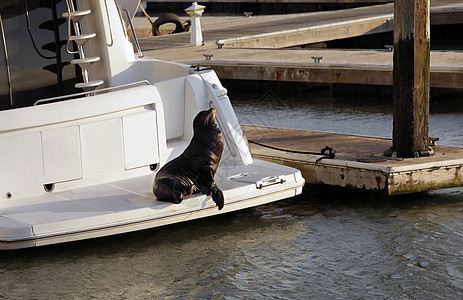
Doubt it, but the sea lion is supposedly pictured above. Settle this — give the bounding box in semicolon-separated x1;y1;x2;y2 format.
153;108;225;210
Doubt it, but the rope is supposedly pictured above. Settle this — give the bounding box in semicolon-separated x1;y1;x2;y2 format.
139;3;152;23
248;140;335;162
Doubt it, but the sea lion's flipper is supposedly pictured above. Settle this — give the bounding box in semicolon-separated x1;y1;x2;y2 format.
153;177;184;204
211;186;224;210
172;191;184;204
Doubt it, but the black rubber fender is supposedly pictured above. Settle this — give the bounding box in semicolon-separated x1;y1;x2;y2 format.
152;13;188;36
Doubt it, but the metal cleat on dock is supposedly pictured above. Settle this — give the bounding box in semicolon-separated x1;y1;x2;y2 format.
311;56;323;63
216;41;224;49
429;137;440;146
417;146;435;157
203;54;213;60
384;45;394;51
244;12;253;17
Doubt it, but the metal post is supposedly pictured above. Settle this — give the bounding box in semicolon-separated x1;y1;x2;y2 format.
392;0;431;158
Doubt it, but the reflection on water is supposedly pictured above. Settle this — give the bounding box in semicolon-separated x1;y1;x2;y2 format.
232;89;463;147
1;93;462;299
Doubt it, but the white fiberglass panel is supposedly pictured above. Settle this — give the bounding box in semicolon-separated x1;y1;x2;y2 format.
42;126;82;184
80;119;124;178
122;111;159;170
0;133;44;200
154;78;185;140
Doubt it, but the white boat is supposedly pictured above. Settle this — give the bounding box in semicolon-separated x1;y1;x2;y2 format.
0;0;304;249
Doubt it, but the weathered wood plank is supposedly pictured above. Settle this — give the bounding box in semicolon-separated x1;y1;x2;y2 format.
216;16;394;48
190;61;394;85
169;48;463;88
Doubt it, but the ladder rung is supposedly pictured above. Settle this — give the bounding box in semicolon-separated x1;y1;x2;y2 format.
75;80;104;91
62;10;92;23
71;56;101;71
71;56;100;65
69;33;96;46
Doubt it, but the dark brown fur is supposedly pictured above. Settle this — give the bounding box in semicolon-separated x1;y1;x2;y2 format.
153;108;225;210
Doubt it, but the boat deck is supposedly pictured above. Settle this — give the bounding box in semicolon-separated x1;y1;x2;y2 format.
242;125;463;195
0;159;303;249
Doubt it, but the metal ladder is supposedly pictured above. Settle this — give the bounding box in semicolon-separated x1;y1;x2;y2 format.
63;0;103;91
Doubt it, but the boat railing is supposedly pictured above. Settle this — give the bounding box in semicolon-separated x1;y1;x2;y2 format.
122;8;143;58
33;80;151;106
103;0;114;47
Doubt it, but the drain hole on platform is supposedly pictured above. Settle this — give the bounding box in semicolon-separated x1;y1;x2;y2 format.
44;183;55;192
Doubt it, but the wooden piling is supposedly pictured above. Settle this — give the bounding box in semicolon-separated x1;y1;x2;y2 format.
393;0;431;158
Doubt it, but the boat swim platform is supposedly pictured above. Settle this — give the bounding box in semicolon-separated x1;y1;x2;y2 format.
241;125;463;195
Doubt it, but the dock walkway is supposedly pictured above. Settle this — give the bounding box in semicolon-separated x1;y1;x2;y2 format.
139;0;461;50
148;48;463;89
138;0;463;88
243;125;463;195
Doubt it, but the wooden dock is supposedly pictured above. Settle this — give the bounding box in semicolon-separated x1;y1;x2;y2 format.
139;0;463;88
243;125;463;195
148;48;463;89
139;1;462;49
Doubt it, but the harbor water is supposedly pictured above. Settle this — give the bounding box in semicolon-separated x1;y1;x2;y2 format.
1;90;462;299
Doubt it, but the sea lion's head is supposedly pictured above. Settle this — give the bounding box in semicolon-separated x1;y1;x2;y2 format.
193;108;218;131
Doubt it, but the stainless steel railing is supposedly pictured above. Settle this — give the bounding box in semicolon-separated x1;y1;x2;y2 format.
122;8;143;58
33;80;150;106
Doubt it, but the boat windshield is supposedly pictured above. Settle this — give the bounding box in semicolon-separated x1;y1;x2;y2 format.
0;0;81;111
